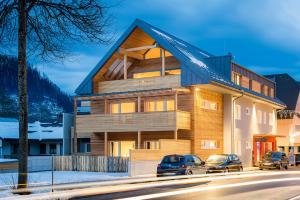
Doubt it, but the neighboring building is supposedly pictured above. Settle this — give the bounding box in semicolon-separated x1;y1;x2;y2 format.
0;118;63;158
265;74;300;154
74;19;285;167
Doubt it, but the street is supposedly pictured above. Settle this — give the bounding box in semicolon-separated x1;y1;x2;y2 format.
73;169;300;200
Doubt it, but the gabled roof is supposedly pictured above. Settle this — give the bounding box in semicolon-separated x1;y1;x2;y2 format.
265;74;300;110
75;19;285;107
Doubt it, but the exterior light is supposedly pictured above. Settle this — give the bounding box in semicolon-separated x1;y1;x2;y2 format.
195;88;200;91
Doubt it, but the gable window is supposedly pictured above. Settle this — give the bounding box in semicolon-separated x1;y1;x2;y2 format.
111;101;136;114
201;100;217;110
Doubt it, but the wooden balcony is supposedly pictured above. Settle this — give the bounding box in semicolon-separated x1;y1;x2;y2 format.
97;75;181;94
76;110;191;133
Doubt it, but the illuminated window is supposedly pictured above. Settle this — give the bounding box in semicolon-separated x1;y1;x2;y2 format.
121;102;135;113
201;100;217;110
111;103;120;114
111;102;136;113
201;140;218;149
232;73;241;85
166;99;175;111
145;98;175;112
133;71;161;79
156;100;164;112
165;69;181;75
144;141;160;149
145;101;156;112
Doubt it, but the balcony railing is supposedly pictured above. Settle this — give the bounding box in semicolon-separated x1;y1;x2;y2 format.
76;110;191;133
96;75;181;94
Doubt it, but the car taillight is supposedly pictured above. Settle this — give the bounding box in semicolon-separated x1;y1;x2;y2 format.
181;164;187;168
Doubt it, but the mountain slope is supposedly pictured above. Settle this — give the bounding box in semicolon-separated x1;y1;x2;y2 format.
0;54;73;122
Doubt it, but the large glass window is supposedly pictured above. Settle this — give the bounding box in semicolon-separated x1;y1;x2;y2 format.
110;102;136;114
156;100;164;112
145;98;175;112
111;103;120;114
121;102;135;113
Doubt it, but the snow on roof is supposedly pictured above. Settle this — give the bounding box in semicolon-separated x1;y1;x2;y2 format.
0;119;63;140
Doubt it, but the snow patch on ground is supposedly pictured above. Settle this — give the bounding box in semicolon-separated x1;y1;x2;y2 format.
0;159;17;163
0;171;128;197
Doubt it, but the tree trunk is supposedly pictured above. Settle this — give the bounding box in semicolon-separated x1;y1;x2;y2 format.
17;0;28;189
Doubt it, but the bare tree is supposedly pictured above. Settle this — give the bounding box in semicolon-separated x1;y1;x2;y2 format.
0;0;111;190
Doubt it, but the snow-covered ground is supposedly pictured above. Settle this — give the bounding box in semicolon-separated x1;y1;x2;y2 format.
0;159;17;163
0;171;128;197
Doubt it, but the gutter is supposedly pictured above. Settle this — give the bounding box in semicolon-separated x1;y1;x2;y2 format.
231;90;244;154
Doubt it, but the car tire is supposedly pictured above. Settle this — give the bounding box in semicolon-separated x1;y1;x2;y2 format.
239;166;243;172
185;170;193;175
224;168;229;173
259;168;263;170
285;165;288;170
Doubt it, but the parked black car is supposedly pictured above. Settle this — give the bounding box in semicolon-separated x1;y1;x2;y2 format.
157;154;206;177
259;151;289;170
206;154;243;173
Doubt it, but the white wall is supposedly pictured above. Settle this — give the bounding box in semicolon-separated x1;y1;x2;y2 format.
224;95;276;167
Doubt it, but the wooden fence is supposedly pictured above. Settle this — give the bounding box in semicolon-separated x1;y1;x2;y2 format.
54;155;129;172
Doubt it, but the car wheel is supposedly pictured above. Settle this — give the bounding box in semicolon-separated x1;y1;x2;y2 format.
239;166;243;172
224;168;229;173
259;168;263;170
185;170;193;175
285;165;288;170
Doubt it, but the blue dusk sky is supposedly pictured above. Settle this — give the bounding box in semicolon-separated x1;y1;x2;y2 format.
34;0;300;94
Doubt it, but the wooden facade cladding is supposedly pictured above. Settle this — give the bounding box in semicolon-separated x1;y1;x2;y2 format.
76;111;191;134
96;75;181;94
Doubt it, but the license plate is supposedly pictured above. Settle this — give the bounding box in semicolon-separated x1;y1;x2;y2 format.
264;163;272;166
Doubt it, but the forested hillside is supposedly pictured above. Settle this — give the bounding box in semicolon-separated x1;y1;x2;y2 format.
0;54;72;122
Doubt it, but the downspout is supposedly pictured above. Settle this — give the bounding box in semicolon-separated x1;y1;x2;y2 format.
231;90;244;153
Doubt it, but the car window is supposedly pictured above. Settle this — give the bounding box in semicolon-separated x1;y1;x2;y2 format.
228;155;234;161
162;155;184;163
233;155;239;161
193;156;201;164
185;156;194;163
207;155;227;163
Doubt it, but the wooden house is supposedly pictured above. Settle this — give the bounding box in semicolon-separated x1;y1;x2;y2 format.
74;19;285;167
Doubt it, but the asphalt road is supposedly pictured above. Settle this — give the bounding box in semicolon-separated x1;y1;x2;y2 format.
73;169;300;200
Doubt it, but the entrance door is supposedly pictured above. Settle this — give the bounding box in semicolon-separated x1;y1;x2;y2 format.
253;136;276;166
109;141;135;157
